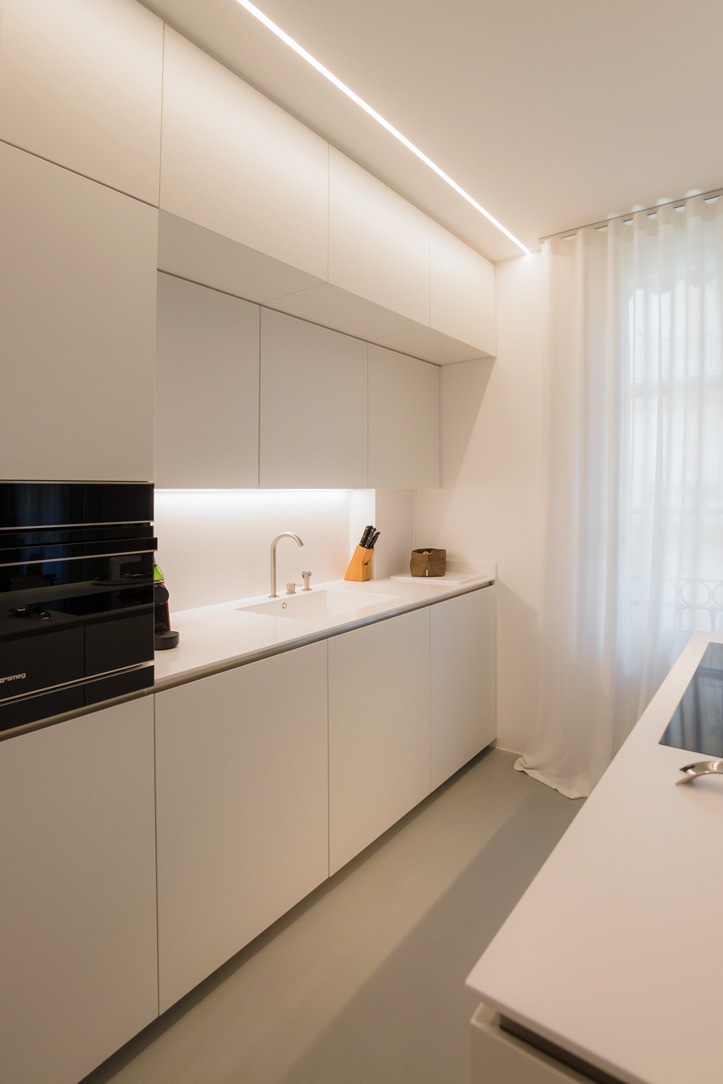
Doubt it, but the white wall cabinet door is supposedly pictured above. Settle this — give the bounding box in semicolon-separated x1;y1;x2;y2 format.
429;221;497;358
259;308;368;487
160;28;328;282
0;143;157;481
328;148;430;326
155;642;329;1012
0;0;163;204
0;698;157;1084
155;273;260;487
368;344;440;488
328;609;431;874
430;586;497;790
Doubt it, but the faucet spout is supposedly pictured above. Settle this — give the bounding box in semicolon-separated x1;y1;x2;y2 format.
269;532;304;598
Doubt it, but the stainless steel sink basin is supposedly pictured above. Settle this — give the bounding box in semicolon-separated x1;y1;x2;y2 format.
237;588;399;621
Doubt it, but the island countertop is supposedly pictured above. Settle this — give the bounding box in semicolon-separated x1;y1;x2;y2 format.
466;631;723;1084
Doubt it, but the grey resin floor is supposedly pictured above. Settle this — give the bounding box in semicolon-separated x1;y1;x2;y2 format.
81;748;581;1084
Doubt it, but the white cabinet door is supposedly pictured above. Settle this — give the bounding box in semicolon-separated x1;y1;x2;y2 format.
0;699;157;1084
328;609;431;874
429;221;497;358
0;0;163;204
155;642;329;1012
0;143;157;482
431;587;497;790
155;274;260;487
160;28;328;281
328;148;430;326
259;308;368;487
368;344;440;488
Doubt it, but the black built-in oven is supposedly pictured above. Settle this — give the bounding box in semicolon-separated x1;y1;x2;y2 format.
0;482;156;733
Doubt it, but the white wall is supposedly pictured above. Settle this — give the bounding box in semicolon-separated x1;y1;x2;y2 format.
415;254;545;754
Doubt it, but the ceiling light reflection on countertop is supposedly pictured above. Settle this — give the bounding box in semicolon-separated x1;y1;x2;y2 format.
233;0;530;256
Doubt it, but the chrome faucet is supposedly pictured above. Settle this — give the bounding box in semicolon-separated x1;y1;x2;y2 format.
269;532;304;597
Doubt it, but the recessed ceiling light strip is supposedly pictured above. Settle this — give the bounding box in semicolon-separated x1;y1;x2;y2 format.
234;0;530;255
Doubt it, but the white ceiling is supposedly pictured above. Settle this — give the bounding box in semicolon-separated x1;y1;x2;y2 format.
140;0;723;262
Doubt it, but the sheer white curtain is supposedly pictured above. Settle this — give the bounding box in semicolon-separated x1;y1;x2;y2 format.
516;196;723;798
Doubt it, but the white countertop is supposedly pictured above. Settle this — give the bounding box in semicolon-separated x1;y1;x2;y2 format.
466;631;723;1084
154;573;494;690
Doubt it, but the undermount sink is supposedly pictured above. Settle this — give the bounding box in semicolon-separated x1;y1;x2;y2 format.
237;588;399;621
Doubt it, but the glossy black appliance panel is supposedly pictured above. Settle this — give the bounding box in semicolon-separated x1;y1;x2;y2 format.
0;483;155;734
0;481;153;531
659;643;723;757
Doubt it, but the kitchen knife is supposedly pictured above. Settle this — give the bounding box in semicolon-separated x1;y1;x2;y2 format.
369;529;381;548
359;525;375;548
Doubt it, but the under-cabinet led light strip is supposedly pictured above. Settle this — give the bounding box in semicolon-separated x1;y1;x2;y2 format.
233;0;531;255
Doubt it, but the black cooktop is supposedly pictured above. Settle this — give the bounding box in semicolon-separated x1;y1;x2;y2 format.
660;643;723;756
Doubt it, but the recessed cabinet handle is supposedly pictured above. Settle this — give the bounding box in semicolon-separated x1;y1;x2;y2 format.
676;760;723;785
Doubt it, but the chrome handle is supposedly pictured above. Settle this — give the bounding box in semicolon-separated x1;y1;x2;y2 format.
301;570;312;591
677;760;723;785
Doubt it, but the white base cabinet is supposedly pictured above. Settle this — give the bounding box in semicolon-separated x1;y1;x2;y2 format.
328;609;432;874
431;587;497;789
328;587;496;873
155;642;329;1012
0;699;157;1084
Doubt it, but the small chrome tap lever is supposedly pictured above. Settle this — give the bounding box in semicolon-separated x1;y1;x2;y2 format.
301;570;312;591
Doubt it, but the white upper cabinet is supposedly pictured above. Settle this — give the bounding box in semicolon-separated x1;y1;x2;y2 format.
328;148;430;326
155;274;260;488
160;28;329;281
0;0;163;204
155;643;329;1012
429;221;497;357
0;143;157;482
368;345;440;488
259;309;367;488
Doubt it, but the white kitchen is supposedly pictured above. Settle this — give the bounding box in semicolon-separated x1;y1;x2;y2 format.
1;2;722;1083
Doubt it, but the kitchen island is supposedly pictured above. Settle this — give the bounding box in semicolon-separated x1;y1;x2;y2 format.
466;631;723;1084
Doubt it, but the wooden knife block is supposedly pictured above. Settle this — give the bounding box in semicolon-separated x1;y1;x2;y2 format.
344;545;372;582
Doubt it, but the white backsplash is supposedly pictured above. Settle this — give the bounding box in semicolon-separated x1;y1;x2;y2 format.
155;488;419;613
154;490;355;613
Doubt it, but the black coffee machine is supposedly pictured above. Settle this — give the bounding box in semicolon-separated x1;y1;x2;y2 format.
154;563;179;650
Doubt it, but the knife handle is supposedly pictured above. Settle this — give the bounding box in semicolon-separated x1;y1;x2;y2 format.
359;525;375;547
